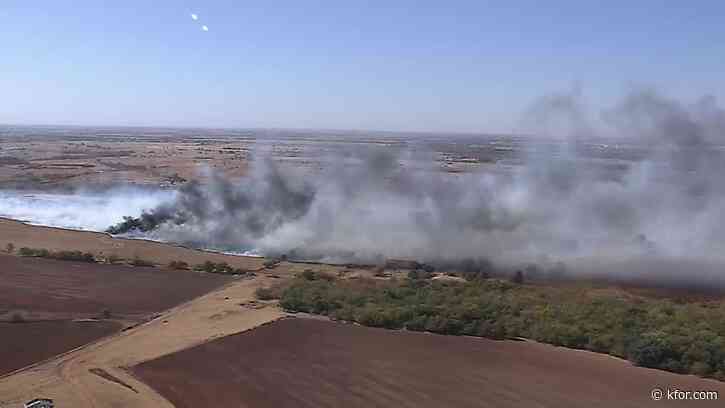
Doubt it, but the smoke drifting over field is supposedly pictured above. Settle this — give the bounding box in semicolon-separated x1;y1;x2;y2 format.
0;189;175;231
3;89;725;286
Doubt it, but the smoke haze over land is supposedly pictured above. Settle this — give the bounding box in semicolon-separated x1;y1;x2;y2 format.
0;189;176;231
3;89;725;287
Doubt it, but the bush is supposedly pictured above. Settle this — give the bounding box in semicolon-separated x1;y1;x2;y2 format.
168;260;190;270
130;258;155;267
5;243;15;253
194;261;216;273
255;287;276;300
106;254;122;264
301;269;317;280
16;247;95;263
627;332;679;370
193;261;245;274
50;250;95;263
19;247;50;257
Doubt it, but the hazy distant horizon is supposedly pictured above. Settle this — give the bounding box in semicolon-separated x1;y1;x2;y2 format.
0;122;507;137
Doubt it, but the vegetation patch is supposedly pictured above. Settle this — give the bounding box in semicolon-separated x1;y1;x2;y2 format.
193;261;248;275
254;284;287;301
18;247;95;263
129;257;156;267
168;260;190;270
279;274;725;380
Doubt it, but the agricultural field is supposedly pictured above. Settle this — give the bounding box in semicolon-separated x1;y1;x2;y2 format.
0;253;234;376
134;317;725;408
0;320;119;376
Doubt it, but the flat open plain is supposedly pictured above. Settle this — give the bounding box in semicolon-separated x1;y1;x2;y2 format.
0;254;233;320
0;252;235;377
0;320;119;376
0;220;287;408
134;318;725;408
0;217;265;270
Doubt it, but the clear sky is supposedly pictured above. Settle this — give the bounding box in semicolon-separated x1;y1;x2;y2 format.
2;1;723;133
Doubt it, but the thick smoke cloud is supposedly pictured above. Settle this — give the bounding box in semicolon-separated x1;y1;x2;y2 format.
0;188;175;231
104;89;725;287
3;88;721;287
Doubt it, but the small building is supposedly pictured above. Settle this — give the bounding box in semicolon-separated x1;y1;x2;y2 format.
24;398;54;408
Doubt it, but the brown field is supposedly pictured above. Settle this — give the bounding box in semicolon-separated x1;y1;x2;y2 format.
0;136;254;188
0;217;265;271
0;250;237;380
134;318;725;408
0;254;234;320
0;271;284;408
0;321;119;376
2;130;723;407
0;217;289;408
0;130;501;189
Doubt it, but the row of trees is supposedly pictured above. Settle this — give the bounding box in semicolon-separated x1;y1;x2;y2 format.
8;244;251;275
16;247;95;263
275;273;725;380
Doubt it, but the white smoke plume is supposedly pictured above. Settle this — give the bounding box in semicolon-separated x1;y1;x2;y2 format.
3;88;725;288
0;188;176;231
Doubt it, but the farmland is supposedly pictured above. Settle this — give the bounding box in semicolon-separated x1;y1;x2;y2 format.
0;253;233;376
0;321;118;376
134;317;725;408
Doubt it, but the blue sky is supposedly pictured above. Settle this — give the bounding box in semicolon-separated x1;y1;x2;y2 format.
1;1;723;133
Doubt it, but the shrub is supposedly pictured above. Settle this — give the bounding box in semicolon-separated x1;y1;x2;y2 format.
50;250;95;263
194;261;215;272
19;247;50;257
130;258;155;267
106;254;122;264
301;269;317;280
168;260;190;270
214;262;234;273
16;247;95;263
627;332;679;370
255;287;276;300
193;261;244;274
5;243;15;253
